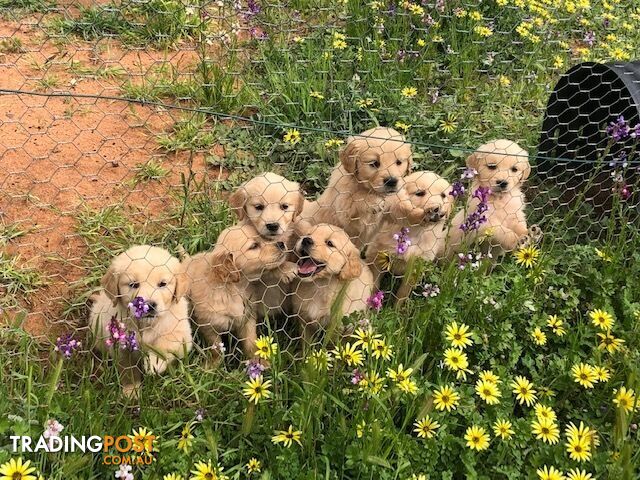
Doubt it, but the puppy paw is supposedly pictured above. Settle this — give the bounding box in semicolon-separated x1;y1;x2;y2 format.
145;354;168;375
279;262;298;283
528;224;543;244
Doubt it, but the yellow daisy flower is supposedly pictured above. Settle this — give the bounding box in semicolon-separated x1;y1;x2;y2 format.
271;425;302;447
351;327;380;351
394;121;412;133
475;379;502;405
190;461;226;480
534;404;556;422
515;246;540;268
255;335;278;359
433;384;460;412
464;425;490;451
309;90;324;100
567;469;594;480
589;309;614;330
387;364;413;383
246;458;261;474
613;386;637;414
371;338;393;361
324;138;345;148
565;435;591;462
536;465;565;480
177;423;194;454
163;474;184;480
0;458;37;480
572;363;598;389
243;375;272;404
413;415;440;439
594;366;611;382
511;376;537;406
445;321;474;349
439;114;458;134
359;371;386;395
283;128;301;145
397;378;418;395
130;427;156;454
531;327;547;346
401;86;418;98
493;419;514;440
594;248;612;261
597;331;624;354
443;347;469;372
532;418;560;444
498;75;512;87
547;315;566;336
333;342;363;367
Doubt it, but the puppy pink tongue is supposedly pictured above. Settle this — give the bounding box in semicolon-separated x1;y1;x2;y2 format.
298;259;317;275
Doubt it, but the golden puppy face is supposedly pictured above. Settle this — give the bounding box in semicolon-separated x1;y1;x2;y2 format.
392;171;453;225
101;245;188;319
340;127;412;195
467;140;530;194
293;223;362;282
208;223;287;283
228;172;304;240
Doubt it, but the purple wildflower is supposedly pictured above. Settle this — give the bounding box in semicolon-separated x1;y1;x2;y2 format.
461;168;478;180
460;187;491;232
246;0;260;16
457;251;491;270
55;333;81;359
128;296;150;319
125;331;139;351
607;116;631;142
351;369;364;385
250;27;267;40
421;283;440;298
366;290;384;312
393;227;411;255
584;31;595;46
422;13;435;26
632;123;640;139
245;358;266;379
195;408;206;422
449;182;465;199
621;184;631;200
105;316;138;351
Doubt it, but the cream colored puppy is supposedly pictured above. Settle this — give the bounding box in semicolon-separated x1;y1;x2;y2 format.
229;172;305;244
185;223;291;363
89;245;192;394
290;223;374;341
447;140;531;255
302;127;413;251
367;171;453;284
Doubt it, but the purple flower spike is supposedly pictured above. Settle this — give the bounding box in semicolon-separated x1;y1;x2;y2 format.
351;369;364;385
449;181;465;199
584;31;595;46
106;316;139;351
393;227;411;255
128;296;150;319
55;334;81;359
367;290;384;312
607;116;631;142
245;358;266;379
460;187;491;232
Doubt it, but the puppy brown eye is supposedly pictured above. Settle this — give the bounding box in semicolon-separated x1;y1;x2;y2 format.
254;204;265;211
511;167;518;172
281;204;289;211
326;240;335;248
440;193;446;199
249;242;260;250
395;159;403;166
415;190;426;197
487;165;497;170
158;280;167;288
129;282;140;289
370;160;380;169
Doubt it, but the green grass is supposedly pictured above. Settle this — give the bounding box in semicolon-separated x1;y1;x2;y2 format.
0;37;24;54
133;160;169;183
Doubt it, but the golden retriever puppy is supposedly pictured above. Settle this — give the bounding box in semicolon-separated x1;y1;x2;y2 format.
302;127;413;251
289;223;374;342
367;171;453;284
447;139;531;255
89;245;192;395
229;172;305;244
185;223;291;363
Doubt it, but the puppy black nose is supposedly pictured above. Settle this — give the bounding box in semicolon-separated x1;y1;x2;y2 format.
276;241;286;251
428;205;441;213
266;223;279;233
147;301;157;312
497;180;508;189
301;237;314;247
384;177;398;188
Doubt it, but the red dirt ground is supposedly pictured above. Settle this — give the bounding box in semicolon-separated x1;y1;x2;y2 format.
0;14;226;339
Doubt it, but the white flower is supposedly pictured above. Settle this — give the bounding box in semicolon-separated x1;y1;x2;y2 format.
115;464;133;480
43;419;64;439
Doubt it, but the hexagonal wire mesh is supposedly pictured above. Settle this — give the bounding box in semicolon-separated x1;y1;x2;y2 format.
0;0;639;445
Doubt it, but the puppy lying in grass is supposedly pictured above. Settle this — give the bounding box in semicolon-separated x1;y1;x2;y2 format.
302;127;413;251
447;140;532;256
367;171;453;287
185;223;292;364
89;245;192;396
289;223;374;343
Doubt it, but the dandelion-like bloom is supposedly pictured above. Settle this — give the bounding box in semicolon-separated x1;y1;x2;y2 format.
255;335;277;360
243;375;272;404
572;363;598;389
371;338;393;360
589;309;614;330
515;246;540;268
536;465;565;480
246;458;261;474
475;380;501;405
413;416;440;439
366;290;384;311
283;128;301;144
613;386;637;414
597;331;624;354
531;327;547;346
534;404;557;422
177;423;194;454
445;322;473;349
567;469;594;480
387;364;413;383
55;333;81;359
433;384;460;412
565;435;591;462
464;425;490;451
0;458;37;480
493;419;514;440
479;370;500;384
334;342;363;367
547;315;566;336
401;86;418;98
511;376;537;406
443;347;469;372
271;425;302;447
460;187;490;232
594;366;611;382
393;227;412;255
498;75;511;87
532;418;560;444
128;296;150;319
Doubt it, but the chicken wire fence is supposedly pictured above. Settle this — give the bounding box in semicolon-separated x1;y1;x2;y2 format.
0;1;639;391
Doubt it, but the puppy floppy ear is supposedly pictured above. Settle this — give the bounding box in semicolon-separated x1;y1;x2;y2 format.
339;137;363;174
228;187;247;221
465;150;484;172
207;250;240;284
519;151;531;181
292;190;305;220
172;265;190;303
101;265;120;306
339;246;363;281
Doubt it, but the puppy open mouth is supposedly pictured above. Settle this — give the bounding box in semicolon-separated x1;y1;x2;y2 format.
297;257;326;277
